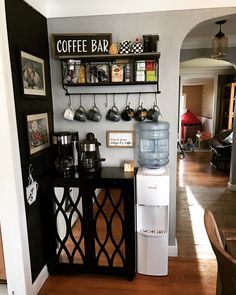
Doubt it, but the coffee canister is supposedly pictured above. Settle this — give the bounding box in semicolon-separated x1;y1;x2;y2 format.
142;34;159;52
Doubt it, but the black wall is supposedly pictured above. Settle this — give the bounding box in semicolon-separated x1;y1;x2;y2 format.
5;0;54;282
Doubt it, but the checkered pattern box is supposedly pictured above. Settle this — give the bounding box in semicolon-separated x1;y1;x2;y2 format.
131;41;143;54
119;40;131;54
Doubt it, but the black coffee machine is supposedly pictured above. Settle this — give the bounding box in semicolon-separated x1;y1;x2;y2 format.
80;133;105;173
52;131;79;175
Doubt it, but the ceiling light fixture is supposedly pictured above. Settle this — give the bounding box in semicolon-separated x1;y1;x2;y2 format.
211;20;228;60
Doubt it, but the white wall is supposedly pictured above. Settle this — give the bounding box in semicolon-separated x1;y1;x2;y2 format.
47;7;236;247
0;0;33;294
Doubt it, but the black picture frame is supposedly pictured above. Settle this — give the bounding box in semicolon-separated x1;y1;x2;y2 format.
21;50;46;97
26;112;50;156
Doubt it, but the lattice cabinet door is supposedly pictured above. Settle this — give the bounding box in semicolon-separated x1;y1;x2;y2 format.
49;169;135;280
53;186;86;267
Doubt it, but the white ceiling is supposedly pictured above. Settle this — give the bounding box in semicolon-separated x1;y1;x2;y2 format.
24;1;236;72
24;0;236;18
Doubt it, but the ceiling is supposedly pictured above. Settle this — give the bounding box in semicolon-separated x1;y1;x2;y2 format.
24;0;236;18
24;1;236;70
181;14;236;70
182;13;236;49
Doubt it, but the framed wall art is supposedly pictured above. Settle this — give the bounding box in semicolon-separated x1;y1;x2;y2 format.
106;130;135;148
21;51;46;96
27;112;50;155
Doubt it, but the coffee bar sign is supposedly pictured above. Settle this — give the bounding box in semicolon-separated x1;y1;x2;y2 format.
52;33;112;58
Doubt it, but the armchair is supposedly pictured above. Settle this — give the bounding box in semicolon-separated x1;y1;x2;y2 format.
209;129;233;173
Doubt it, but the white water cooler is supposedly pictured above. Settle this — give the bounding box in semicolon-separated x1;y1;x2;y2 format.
136;166;169;276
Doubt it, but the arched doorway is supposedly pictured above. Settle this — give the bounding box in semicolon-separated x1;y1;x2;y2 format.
180;14;236;185
176;16;236;259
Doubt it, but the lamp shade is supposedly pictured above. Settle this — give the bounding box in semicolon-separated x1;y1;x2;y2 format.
211;20;228;59
211;34;228;59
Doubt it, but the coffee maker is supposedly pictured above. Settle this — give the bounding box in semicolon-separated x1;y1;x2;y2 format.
80;132;105;173
52;131;79;175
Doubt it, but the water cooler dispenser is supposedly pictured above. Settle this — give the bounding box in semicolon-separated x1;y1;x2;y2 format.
135;121;170;276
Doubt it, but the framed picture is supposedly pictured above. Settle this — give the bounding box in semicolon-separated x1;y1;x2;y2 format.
21;51;46;96
106;130;135;148
27;112;50;155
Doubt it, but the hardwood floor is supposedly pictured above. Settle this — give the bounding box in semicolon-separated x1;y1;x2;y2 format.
177;152;236;259
39;258;217;295
39;151;236;295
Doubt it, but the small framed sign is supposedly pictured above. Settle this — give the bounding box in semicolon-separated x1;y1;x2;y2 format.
52;33;112;58
106;130;135;148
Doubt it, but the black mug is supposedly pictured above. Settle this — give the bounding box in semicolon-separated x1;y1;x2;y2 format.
134;105;147;121
147;105;161;122
87;106;102;122
106;105;121;122
74;106;87;122
121;105;134;121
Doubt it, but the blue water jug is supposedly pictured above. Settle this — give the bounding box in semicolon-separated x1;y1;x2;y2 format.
135;121;170;168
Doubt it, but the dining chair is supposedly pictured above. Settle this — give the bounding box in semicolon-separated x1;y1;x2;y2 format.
204;209;236;295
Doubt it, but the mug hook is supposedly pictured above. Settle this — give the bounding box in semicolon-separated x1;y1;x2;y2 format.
126;93;130;106
138;92;142;106
154;92;158;106
68;94;72;106
79;94;82;107
113;93;116;106
93;94;96;107
105;93;108;108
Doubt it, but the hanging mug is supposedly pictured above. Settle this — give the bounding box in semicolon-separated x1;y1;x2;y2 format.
147;105;161;122
106;105;121;122
74;105;87;122
87;105;102;122
134;105;147;121
63;104;75;121
121;105;135;121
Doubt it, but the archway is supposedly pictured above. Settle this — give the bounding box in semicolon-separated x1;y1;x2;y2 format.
177;15;236;260
180;14;236;186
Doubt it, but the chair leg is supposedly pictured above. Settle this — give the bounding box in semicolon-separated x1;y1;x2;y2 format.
216;270;222;295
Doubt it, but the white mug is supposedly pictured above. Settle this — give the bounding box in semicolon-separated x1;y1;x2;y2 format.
26;181;38;205
63;105;74;121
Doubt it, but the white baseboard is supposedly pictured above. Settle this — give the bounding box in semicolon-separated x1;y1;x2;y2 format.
33;265;49;294
228;182;236;191
168;238;178;257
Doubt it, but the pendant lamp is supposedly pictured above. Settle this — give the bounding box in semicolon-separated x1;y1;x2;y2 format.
211;20;228;59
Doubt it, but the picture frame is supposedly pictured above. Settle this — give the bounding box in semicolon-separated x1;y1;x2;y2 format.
106;130;135;148
26;112;50;155
21;51;46;96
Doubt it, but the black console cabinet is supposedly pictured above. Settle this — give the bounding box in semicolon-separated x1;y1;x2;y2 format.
47;167;136;280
